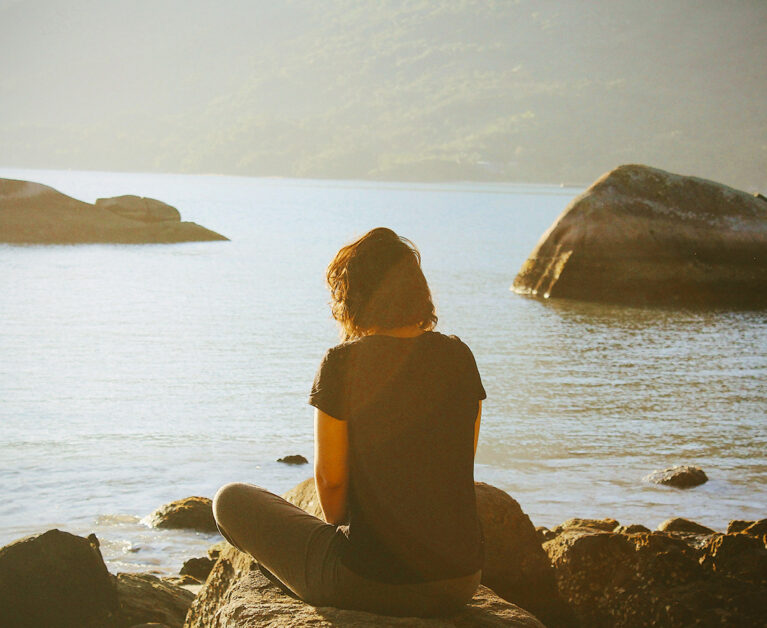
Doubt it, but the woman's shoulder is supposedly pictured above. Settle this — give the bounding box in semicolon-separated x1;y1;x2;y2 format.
428;330;474;352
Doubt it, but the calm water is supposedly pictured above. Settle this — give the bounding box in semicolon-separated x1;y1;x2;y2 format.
1;168;765;576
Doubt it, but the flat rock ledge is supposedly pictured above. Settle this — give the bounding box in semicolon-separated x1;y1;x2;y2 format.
512;164;767;307
0;178;228;244
184;545;545;628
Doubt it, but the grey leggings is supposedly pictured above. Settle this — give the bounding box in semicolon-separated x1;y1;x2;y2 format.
212;482;481;617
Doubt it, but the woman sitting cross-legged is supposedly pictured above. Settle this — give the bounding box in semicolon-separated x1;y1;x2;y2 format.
213;226;486;617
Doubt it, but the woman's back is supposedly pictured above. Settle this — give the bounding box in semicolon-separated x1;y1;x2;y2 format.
310;331;485;583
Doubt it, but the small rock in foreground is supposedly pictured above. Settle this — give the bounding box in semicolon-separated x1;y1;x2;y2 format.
277;454;309;465
645;465;708;488
614;524;651;534
117;572;195;628
657;518;716;535
552;517;619;534
146;496;218;533
180;556;216;582
727;519;754;534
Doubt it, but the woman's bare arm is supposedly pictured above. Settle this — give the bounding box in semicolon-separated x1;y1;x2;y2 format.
474;400;482;457
314;408;349;525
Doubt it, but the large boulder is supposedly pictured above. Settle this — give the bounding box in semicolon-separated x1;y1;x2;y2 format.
281;478;566;625
473;483;569;626
513;164;767;307
183;544;546;628
545;527;767;627
0;178;228;243
146;496;218;533
0;529;121;628
116;572;195;628
185;479;558;626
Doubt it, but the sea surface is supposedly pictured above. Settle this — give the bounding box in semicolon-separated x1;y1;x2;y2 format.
1;168;765;576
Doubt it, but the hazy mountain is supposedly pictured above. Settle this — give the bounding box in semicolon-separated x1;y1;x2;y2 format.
1;0;765;190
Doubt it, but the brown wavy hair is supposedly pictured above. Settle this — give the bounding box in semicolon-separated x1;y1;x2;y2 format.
327;227;437;340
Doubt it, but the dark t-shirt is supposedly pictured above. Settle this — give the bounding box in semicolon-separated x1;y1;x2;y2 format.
308;331;486;583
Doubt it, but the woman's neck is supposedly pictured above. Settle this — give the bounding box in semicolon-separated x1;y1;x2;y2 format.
367;324;427;338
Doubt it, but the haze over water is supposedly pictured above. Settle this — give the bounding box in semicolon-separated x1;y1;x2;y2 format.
1;168;765;575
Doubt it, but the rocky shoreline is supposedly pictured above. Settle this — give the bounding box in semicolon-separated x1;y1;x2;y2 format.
1;476;765;627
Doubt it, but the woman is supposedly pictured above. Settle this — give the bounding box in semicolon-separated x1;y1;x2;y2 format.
213;227;486;617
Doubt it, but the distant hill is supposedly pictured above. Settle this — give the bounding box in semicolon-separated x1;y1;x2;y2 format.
1;0;765;190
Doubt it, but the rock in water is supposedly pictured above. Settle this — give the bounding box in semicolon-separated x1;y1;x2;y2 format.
277;454;309;465
147;496;218;533
0;178;228;243
513;164;767;307
0;529;121;628
184;544;546;628
645;465;708;488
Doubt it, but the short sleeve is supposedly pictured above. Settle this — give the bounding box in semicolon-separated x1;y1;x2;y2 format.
308;347;348;420
458;339;487;402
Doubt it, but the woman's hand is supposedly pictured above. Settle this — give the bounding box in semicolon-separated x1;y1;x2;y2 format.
314;408;349;525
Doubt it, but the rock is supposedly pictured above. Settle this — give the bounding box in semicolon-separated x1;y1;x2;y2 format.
180;556;216;582
700;533;767;584
474;483;569;626
536;526;556;542
0;178;228;244
207;540;229;561
645;465;708;488
728;519;754;534
281;479;567;626
552;517;619;534
614;524;651;534
0;529;121;628
512;164;767;307
146;496;218;533
95;195;181;222
188;480;559;626
183;544;546;627
657;517;716;535
163;574;201;586
277;454;309;465
282;477;323;517
545;527;767;626
117;572;195;628
742;519;767;540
